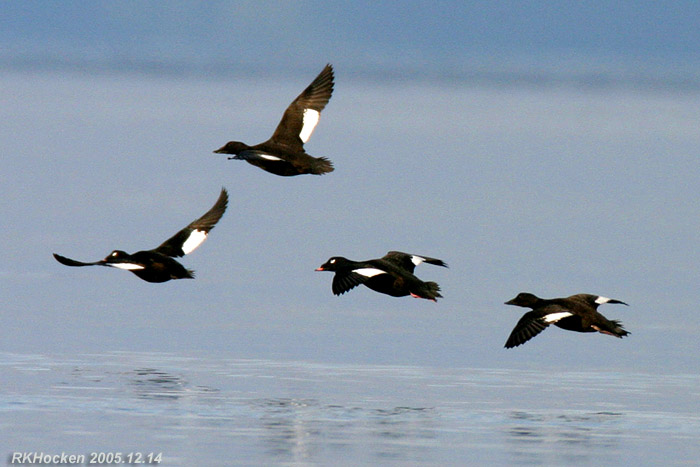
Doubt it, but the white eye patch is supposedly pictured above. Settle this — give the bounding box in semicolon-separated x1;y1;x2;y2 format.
595;296;612;304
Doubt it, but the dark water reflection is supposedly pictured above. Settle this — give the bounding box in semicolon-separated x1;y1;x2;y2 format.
506;410;624;464
130;368;186;400
253;397;440;463
1;352;699;466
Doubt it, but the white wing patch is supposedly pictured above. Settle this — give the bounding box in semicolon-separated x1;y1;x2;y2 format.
353;268;386;278
182;229;208;255
299;108;320;143
595;296;612;304
410;255;426;266
544;311;574;323
109;263;145;270
259;154;283;161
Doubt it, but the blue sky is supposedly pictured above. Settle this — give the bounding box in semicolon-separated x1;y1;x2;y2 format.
1;2;699;372
3;1;700;77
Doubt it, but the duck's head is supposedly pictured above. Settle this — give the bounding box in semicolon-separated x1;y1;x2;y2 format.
505;292;541;308
315;257;349;272
214;141;248;156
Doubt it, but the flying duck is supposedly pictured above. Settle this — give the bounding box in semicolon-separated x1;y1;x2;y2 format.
316;251;447;301
214;64;335;176
53;188;228;283
504;292;630;348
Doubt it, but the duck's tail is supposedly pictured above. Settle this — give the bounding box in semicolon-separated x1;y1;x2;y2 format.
593;319;630;338
411;281;443;302
311;156;334;175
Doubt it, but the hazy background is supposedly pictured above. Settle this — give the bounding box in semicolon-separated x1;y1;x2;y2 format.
2;1;699;373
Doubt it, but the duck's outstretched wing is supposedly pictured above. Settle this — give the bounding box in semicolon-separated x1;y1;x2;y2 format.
53;253;104;267
381;251;448;274
155;188;228;258
331;266;388;296
269;64;334;151
504;305;574;348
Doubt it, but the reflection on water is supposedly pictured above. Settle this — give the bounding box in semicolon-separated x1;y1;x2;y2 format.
1;352;699;466
256;398;319;461
131;368;186;400
254;397;438;462
506;410;623;464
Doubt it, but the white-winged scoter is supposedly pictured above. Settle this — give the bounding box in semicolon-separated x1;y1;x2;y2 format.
214;64;335;176
503;292;630;348
53;188;228;283
316;251;447;301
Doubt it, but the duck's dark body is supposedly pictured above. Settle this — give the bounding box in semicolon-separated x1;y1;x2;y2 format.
53;188;228;283
110;250;194;283
316;251;447;301
215;64;335;176
504;292;630;348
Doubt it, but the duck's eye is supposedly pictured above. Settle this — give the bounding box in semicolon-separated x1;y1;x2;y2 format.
111;252;118;257
330;258;336;264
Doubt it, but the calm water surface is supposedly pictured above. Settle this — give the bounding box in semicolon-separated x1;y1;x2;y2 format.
2;352;699;466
